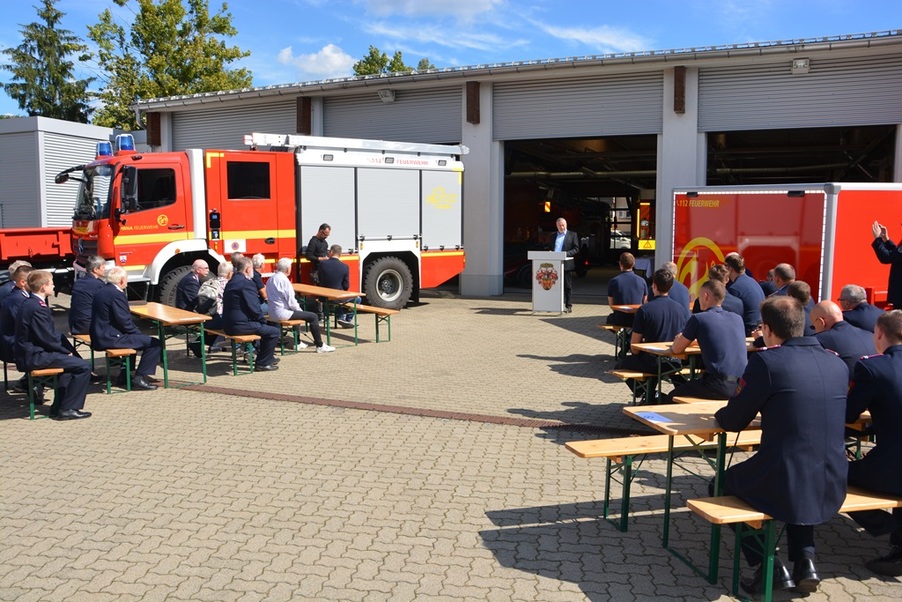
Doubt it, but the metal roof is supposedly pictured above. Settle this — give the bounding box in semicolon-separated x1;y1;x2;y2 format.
134;29;902;112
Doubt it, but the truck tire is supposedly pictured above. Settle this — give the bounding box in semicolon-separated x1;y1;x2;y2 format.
364;257;413;310
157;265;192;307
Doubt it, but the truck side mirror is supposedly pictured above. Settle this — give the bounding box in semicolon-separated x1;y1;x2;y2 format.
121;165;139;212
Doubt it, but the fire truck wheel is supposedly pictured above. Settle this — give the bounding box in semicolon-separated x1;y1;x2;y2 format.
157;265;193;306
364;257;413;310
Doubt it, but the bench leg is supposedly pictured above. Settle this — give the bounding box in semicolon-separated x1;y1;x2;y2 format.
603;455;636;532
733;520;777;601
27;372;58;420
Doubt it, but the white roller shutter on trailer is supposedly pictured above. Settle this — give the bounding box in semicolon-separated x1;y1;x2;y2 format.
42;132;99;227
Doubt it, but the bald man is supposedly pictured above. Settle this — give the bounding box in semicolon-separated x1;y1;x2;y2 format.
810;301;876;373
175;259;210;311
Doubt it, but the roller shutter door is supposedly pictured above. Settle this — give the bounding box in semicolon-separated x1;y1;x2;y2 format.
493;73;663;140
172;100;297;150
323;87;461;143
699;55;902;131
42;133;99;226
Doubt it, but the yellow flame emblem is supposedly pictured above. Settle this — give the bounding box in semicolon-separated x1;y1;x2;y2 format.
426;187;458;210
157;214;169;227
675;236;726;298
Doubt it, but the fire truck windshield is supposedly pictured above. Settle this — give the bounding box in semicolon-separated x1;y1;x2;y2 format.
74;165;114;220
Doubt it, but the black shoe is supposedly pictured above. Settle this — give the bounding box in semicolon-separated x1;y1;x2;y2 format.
270;357;280;365
116;373;129;388
30;385;46;404
53;409;91;420
254;363;279;371
131;375;158;391
866;545;902;576
792;558;820;593
188;341;203;358
565;305;573;313
208;345;225;353
740;557;795;596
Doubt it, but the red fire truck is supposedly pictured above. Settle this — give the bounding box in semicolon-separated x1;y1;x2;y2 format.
54;133;467;308
672;183;902;306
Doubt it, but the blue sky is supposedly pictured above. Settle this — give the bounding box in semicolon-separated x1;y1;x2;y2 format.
1;0;899;118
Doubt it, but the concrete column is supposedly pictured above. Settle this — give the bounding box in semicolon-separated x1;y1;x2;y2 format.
460;82;504;297
655;67;704;265
160;112;173;152
311;98;325;136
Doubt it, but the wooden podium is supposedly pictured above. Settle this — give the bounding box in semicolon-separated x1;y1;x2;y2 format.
527;251;568;313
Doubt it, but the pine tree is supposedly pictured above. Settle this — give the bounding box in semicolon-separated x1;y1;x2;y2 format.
1;0;93;122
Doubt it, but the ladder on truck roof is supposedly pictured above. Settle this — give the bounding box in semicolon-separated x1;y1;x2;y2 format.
243;133;468;157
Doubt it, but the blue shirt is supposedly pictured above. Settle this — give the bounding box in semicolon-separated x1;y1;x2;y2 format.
554;231;566;252
727;272;765;333
608;271;647;305
632;295;691;345
682;306;748;377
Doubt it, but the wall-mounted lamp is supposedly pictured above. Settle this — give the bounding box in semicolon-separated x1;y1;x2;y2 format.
377;89;395;103
791;58;810;75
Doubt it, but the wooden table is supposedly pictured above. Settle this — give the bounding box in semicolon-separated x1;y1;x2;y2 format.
606;305;641;360
623;400;760;581
630;338;759;396
129;302;211;387
292;283;363;345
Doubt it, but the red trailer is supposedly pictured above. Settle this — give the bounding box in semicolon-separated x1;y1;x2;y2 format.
672;183;902;307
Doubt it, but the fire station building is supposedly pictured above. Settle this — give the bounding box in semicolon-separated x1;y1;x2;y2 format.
134;30;902;298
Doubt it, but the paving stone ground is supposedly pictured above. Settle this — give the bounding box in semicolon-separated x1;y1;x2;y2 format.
1;271;900;601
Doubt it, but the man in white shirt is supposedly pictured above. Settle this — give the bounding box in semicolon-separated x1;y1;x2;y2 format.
265;258;334;353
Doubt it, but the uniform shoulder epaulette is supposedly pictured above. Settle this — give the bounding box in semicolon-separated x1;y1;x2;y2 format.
858;353;883;361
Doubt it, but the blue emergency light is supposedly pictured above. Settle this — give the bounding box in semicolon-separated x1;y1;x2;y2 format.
116;134;135;153
96;141;113;157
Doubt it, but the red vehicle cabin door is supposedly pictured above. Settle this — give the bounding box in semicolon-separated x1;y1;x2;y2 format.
204;150;297;269
112;155;192;282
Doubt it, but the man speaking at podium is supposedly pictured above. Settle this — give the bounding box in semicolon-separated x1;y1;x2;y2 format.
552;217;580;313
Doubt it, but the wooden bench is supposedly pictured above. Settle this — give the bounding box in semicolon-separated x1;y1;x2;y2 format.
205;329;261;375
26;367;64;420
598;324;629;360
264;316;308;355
566;431;762;532
103;349;138;394
337;303;400;343
71;333;94;369
687;487;902;600
608;367;695;405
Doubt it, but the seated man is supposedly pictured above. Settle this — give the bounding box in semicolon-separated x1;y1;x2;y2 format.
196;262;232;352
69;255;106;335
725;253;765;335
787;280;816;335
1;265;35;369
16;271;92;420
174;259;209;311
715;296;848;595
223;256;281;369
810;300;876;373
845;310;902;576
616;268;690;402
649;261;690;310
691;264;743;317
90;267;161;390
316;245;359;328
0;260;31;304
264;257;334;353
605;252;648;327
839;284;885;332
667;279;747;402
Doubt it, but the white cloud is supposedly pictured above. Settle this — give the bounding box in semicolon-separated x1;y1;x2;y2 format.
277;44;357;79
365;21;528;53
533;23;651;54
360;0;504;20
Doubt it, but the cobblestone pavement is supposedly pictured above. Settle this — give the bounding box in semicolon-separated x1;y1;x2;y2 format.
1;279;900;601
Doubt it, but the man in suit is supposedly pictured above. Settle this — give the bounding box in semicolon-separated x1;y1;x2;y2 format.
839;284;885;332
90;267;161;390
551;217;580;313
715;296;849;595
223;256;280;370
810;300;876;373
317;245;358;328
1;265;34;367
871;220;902;309
725;253;766;335
0;260;31;304
845;310;902;576
174;259;209;311
69;255;107;335
16;271;92;420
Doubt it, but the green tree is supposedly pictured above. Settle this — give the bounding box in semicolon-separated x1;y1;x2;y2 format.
1;0;93;122
88;0;252;129
353;46;433;76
